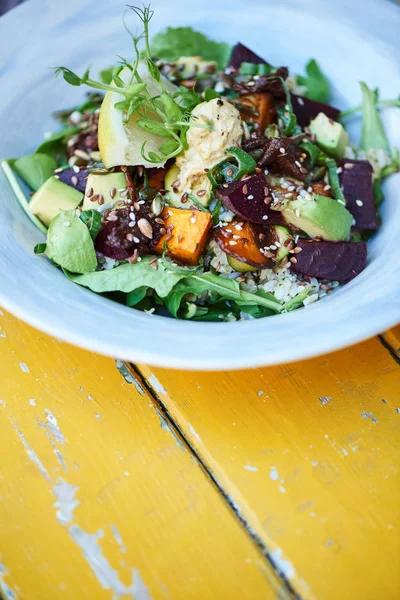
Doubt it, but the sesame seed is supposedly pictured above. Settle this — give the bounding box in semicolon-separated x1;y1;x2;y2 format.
262;215;269;220
72;165;80;173
290;257;297;264
133;236;140;243
126;233;134;242
295;160;302;168
138;200;145;205
336;167;342;174
323;184;331;191
71;175;78;186
190;217;196;224
129;221;135;228
307;186;312;193
284;193;293;199
344;163;355;169
129;212;135;220
264;169;269;175
293;246;302;254
297;97;305;106
279;147;286;154
248;81;255;87
229;240;237;245
247;194;254;200
355;199;363;207
64;221;71;227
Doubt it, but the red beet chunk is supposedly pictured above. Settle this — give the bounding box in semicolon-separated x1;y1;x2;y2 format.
291;239;367;283
290;93;340;127
216;174;284;224
57;167;88;192
339;159;379;230
228;43;269;70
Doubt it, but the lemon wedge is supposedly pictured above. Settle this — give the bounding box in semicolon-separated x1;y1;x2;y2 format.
98;64;178;169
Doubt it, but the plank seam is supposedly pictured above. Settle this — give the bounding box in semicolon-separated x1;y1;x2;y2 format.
130;363;302;600
378;334;400;365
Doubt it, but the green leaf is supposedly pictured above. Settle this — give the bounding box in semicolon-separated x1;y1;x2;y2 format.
13;153;57;191
65;257;185;297
55;67;83;86
187;193;209;212
126;286;149;307
297;59;330;104
326;158;346;204
276;77;301;137
282;290;309;312
158;139;180;156
146;57;161;83
136;119;171;137
35;125;81;159
156;92;182;121
151;26;231;69
204;88;220;102
99;66;115;84
299;140;323;169
360;81;390;152
1;159;47;234
46;210;97;274
79;210;103;240
34;243;47;254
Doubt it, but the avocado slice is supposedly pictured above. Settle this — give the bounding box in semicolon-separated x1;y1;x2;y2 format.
227;255;259;272
308;112;348;160
165;164;212;208
176;56;217;79
45;210;97;273
282;194;353;241
274;225;292;262
82;172;127;210
29;176;83;227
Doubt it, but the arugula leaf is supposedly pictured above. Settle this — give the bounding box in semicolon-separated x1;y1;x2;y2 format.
150;27;231;69
164;271;282;318
13;153;57;191
297;59;330;104
1;159;47;234
65;257;185;297
360;81;390;152
79;210;103;240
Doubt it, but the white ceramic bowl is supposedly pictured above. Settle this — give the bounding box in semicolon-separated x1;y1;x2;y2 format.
1;0;399;370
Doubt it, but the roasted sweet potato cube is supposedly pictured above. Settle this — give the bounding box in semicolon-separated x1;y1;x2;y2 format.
311;181;332;198
148;168;166;191
154;207;213;265
239;92;275;132
215;221;273;268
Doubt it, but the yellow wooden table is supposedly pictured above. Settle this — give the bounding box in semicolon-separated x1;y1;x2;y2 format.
0;309;399;600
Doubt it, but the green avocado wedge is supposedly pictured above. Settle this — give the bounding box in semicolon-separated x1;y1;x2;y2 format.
282;194;353;241
45;210;97;274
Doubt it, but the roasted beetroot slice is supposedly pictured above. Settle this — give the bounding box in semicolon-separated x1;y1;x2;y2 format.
228;43;269;70
56;167;88;193
291;239;367;283
290;93;340;127
339;159;379;230
216;174;284;225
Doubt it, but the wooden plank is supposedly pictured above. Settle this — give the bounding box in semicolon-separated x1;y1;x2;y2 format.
0;309;283;600
138;336;400;600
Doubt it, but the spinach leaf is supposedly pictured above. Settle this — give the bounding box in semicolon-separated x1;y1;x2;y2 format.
65;257;185;297
79;210;103;240
150;27;231;69
1;159;47;234
360;82;390;152
297;59;330;104
13;153;57;191
35;125;81;159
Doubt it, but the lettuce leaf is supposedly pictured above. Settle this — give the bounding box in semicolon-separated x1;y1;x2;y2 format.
360;81;390;152
297;59;330;104
151;27;231;69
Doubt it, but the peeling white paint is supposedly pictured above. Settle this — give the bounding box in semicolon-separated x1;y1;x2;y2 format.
319;396;332;406
44;409;65;443
28;398;36;406
279;486;286;494
53;481;80;524
68;526;152;598
0;563;16;600
0;400;6;407
312;461;318;467
257;390;264;397
270;548;296;580
269;467;279;481
13;424;50;481
188;424;202;443
115;360;145;395
111;524;126;553
148;373;167;396
0;329;6;339
19;362;30;373
244;465;258;472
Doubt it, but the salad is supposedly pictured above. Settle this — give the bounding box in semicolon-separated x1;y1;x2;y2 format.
3;5;399;322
